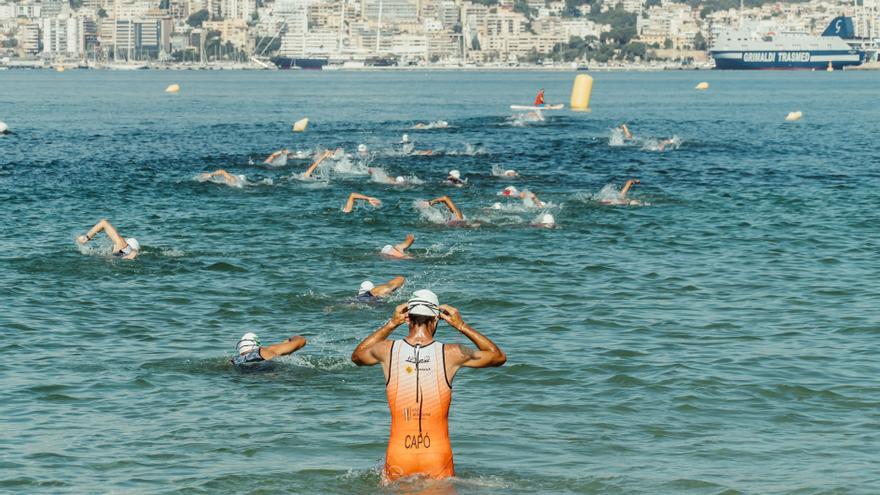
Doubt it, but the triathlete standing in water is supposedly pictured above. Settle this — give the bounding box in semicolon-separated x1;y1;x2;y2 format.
351;290;506;482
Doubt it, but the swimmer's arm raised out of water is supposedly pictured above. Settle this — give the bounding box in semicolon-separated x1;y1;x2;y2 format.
428;196;464;220
440;305;506;373
620;179;640;199
264;149;288;164
302;150;333;178
351;303;408;366
77;218;129;252
261;336;308;359
342;192;382;213
371;276;405;298
621;124;632;140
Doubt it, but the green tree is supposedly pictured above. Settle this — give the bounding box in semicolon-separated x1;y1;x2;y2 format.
663;37;673;49
645;0;661;7
68;0;83;9
513;0;536;19
187;9;210;28
693;31;707;50
97;7;107;17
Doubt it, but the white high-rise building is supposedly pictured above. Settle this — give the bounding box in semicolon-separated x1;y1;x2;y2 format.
361;0;419;23
276;0;310;56
42;17;82;56
221;0;255;20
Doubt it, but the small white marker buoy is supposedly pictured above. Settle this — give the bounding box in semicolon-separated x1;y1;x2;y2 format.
165;83;180;94
695;82;709;90
292;118;309;132
785;111;803;121
0;121;9;134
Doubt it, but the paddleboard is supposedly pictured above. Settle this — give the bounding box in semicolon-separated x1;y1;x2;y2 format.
510;104;564;111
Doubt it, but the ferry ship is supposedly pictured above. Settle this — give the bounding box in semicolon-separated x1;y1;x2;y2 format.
710;16;866;70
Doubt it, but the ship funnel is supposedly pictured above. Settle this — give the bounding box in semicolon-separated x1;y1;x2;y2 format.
821;17;855;39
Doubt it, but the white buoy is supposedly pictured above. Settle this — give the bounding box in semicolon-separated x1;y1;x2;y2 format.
292;118;309;132
165;83;180;94
695;82;709;90
785;111;803;122
0;122;8;135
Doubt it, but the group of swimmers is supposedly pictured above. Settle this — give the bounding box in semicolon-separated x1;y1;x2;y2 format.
71;123;647;486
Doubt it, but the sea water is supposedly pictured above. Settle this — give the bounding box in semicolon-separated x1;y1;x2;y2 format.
1;70;879;494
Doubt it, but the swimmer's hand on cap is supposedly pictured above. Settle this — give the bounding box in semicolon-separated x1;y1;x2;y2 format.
389;303;409;327
438;304;465;331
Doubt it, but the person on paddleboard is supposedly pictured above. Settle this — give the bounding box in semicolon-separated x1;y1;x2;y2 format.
231;332;307;367
351;290;506;483
534;89;545;106
355;276;406;303
76;219;140;260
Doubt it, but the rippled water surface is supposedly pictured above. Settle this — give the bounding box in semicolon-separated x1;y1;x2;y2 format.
1;70;879;494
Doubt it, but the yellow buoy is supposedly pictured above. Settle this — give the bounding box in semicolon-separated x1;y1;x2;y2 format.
165;84;180;94
695;81;709;90
292;118;309;132
785;111;803;121
570;74;593;112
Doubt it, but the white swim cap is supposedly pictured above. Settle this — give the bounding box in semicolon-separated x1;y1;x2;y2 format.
236;332;260;355
540;214;555;225
501;186;519;196
381;245;395;255
358;144;367;153
449;170;461;180
359;280;375;295
125;238;140;252
401;134;409;143
504;169;517;176
407;289;440;317
395;176;405;183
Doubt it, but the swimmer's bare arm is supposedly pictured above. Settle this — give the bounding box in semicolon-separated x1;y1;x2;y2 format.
620;179;639;198
351;303;407;366
303;150;332;178
440;305;506;374
342;193;382;213
371;276;405;298
77;219;128;252
260;336;307;360
264;150;285;164
393;233;415;254
428;196;464;220
621;124;632;139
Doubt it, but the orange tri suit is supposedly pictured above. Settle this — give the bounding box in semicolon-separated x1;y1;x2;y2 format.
384;339;454;481
533;90;545;106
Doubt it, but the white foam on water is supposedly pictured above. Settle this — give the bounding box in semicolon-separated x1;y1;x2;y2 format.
642;135;682;152
414;200;452;224
609;128;626;147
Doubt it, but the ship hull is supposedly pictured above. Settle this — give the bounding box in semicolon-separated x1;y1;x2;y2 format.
270;57;328;70
711;50;865;70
